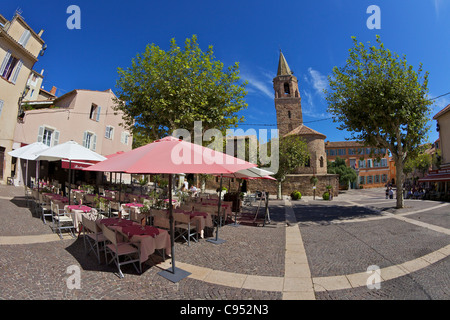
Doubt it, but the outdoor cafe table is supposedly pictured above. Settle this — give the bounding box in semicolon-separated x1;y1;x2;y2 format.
173;209;212;238
200;202;232;220
65;204;97;232
97;217;171;263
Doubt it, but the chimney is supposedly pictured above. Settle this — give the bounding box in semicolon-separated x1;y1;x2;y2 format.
38;29;44;37
50;86;57;95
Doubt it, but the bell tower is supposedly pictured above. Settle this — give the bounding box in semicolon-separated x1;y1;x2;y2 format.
273;51;303;137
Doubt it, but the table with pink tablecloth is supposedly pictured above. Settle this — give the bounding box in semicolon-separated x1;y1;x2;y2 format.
98;217;171;263
173;209;212;234
66;205;97;231
201;202;232;220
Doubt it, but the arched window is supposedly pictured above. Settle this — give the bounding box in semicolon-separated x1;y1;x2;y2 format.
320;156;324;167
284;83;290;94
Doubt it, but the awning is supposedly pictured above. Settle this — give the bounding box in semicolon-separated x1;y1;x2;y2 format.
61;159;98;170
419;173;450;182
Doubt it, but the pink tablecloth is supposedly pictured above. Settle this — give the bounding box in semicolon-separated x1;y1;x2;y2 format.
98;218;171;263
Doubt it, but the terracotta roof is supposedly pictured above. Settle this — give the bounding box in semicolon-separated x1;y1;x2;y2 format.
433;104;450;120
325;141;365;148
285;124;326;139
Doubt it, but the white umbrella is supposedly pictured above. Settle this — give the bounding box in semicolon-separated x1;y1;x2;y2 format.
35;140;107;204
8;142;50;187
219;167;275;179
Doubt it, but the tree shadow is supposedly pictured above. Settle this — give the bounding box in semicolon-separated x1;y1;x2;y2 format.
294;204;383;225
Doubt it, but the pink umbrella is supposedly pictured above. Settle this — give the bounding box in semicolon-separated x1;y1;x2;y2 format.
85;136;257;282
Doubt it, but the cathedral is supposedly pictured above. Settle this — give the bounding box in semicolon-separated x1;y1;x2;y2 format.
246;51;338;197
206;51;339;198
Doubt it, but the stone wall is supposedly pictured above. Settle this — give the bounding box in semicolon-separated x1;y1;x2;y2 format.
205;173;339;198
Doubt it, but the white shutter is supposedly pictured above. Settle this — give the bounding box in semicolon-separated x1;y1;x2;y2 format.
53;130;60;146
0;100;3;117
10;60;23;84
120;132;124;144
37;126;44;142
92;134;97;151
0;51;11;75
96;106;101;121
82;131;87;148
18;30;31;47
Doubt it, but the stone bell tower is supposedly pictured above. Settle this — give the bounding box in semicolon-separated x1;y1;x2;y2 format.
273;51;303;137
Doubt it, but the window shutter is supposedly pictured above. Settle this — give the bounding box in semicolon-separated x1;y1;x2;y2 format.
120;132;124;144
0;51;11;75
96;106;101;121
92;134;97;151
82;131;87;148
53;130;60;146
0;100;3;117
37;126;44;142
10;60;23;84
105;126;109;138
18;30;31;47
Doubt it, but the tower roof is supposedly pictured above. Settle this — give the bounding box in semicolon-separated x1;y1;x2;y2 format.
285;124;326;139
277;51;293;76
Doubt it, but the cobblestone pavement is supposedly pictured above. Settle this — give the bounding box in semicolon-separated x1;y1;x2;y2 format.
294;188;450;300
0;185;449;300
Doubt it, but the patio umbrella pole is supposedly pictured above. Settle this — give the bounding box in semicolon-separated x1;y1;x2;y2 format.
207;174;226;244
158;173;191;283
68;160;72;205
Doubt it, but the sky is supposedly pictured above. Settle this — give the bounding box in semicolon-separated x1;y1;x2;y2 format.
3;0;449;145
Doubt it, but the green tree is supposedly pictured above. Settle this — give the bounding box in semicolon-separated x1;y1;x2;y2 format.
272;135;310;199
113;34;248;141
325;36;433;208
403;145;432;179
327;157;358;188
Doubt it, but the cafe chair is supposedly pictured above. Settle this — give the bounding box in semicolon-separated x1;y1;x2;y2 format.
82;215;106;264
151;209;170;230
51;202;75;239
39;193;53;224
101;224;141;279
173;212;198;246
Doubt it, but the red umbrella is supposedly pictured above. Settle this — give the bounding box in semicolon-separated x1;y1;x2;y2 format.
85;136;257;282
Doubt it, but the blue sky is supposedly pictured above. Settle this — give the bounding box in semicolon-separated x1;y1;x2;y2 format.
3;0;449;144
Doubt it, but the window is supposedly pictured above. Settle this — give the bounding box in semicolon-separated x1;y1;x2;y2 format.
121;132;130;145
367;159;373;168
375;175;380;183
89;104;101;121
0;100;3;117
0;51;23;84
288;111;291;119
320;156;324;168
358;160;366;168
329;149;336;156
381;158;388;167
367;176;373;184
105;126;114;139
18;30;31;47
37;126;60;147
359;176;365;185
381;174;387;183
348;148;355;155
83;131;97;151
284;83;290;94
338;148;346;156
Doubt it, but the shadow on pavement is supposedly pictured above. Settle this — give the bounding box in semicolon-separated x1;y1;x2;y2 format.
293;204;382;225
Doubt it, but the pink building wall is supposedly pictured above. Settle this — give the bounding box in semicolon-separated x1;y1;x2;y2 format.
14;89;133;156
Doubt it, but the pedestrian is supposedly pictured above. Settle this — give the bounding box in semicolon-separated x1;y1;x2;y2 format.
389;187;394;199
385;187;389;199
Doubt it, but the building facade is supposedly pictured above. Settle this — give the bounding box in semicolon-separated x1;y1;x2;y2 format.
13;89;133;185
0;12;46;183
325;141;391;189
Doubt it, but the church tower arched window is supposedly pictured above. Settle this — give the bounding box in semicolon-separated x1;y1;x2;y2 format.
284;83;290;95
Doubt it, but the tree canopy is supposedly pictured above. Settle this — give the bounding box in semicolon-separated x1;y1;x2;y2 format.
324;35;433;208
273;135;310;199
327;157;358;187
113;35;248;141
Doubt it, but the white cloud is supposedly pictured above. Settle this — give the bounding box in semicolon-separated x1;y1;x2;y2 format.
240;71;274;100
307;67;328;97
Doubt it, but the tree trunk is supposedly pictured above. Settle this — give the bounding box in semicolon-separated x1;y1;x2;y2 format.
395;158;404;209
277;181;282;199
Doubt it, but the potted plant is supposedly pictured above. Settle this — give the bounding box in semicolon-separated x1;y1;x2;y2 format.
290;190;302;200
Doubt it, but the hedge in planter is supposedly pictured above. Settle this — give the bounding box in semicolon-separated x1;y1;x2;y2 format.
291;191;302;200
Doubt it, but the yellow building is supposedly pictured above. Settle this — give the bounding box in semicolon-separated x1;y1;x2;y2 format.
0;12;46;183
